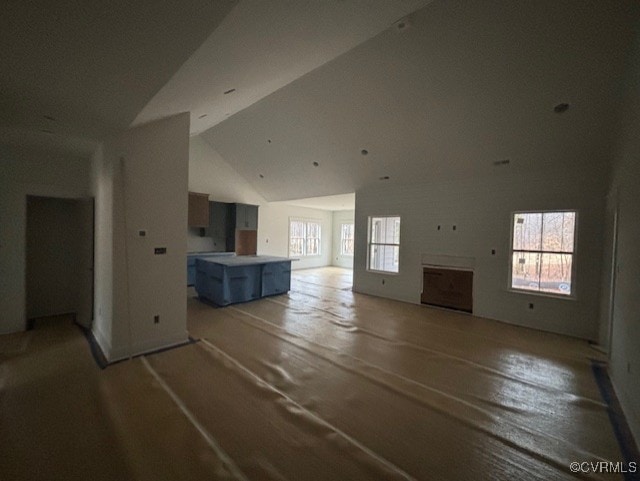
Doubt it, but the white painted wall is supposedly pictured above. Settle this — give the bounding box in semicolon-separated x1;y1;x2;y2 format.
90;144;114;355
0;146;90;334
258;204;332;270
606;25;640;444
353;169;606;340
91;113;191;361
332;210;354;269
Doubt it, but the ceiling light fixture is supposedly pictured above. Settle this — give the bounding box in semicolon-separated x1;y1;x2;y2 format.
313;161;319;167
553;103;570;113
267;139;272;144
379;176;390;180
224;88;236;95
361;149;369;156
259;174;264;179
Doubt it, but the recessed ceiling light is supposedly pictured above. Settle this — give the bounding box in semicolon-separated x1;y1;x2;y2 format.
379;176;390;180
224;88;236;95
43;115;56;121
313;161;319;167
553;103;570;113
198;114;208;119
361;149;369;156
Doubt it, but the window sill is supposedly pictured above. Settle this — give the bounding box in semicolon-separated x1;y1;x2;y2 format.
367;269;400;275
507;288;576;301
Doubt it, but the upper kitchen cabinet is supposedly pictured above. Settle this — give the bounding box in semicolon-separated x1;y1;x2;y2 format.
232;203;259;230
188;192;209;227
208;201;228;251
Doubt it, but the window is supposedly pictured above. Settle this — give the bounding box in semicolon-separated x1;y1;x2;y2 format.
367;216;400;273
510;211;576;296
289;219;321;257
340;223;354;256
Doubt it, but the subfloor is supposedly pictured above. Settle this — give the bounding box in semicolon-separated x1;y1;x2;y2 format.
0;267;627;480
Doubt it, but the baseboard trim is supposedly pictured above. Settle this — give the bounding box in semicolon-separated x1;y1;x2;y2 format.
591;360;640;480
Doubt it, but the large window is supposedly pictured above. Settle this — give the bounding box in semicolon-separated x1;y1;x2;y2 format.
340;223;354;256
289;219;321;257
368;216;400;273
510;211;576;296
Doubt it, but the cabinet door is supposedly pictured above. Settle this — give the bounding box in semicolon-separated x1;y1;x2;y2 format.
208;202;228;251
246;205;258;230
188;192;209;227
235;203;248;229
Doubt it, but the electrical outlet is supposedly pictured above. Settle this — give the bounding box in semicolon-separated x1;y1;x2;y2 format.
154;315;160;324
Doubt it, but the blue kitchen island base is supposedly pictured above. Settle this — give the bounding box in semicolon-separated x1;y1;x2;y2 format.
195;255;292;306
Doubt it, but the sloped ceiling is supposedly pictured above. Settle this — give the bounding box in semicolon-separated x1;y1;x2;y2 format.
2;0;637;205
134;0;434;133
0;0;237;156
201;0;638;202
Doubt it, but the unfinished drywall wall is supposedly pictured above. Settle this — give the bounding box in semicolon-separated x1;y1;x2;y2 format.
353;169;606;341
606;22;640;444
332;210;354;269
0;146;90;334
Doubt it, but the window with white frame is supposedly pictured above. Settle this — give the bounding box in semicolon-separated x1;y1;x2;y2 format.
340;223;354;256
289;219;321;257
510;211;576;296
367;216;400;273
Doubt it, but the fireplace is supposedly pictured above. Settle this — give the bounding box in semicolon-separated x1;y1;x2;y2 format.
421;264;473;313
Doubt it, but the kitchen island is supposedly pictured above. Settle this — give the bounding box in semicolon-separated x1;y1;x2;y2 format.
187;252;235;286
195;255;292;306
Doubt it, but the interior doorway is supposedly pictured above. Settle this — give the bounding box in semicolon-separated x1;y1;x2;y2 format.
26;196;94;328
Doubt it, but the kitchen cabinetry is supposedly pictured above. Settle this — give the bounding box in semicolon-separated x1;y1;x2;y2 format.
225;203;259;253
232;203;258;230
208;201;228;251
188;192;209;227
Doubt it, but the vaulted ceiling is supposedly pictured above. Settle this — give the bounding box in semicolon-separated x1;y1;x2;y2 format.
0;0;237;156
199;0;638;201
2;0;638;203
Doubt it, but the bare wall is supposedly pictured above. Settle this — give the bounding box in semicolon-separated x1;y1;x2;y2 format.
92;113;191;361
353;169;606;340
0;146;90;334
606;20;640;445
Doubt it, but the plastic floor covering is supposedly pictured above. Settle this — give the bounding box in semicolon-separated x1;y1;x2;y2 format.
0;267;635;480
